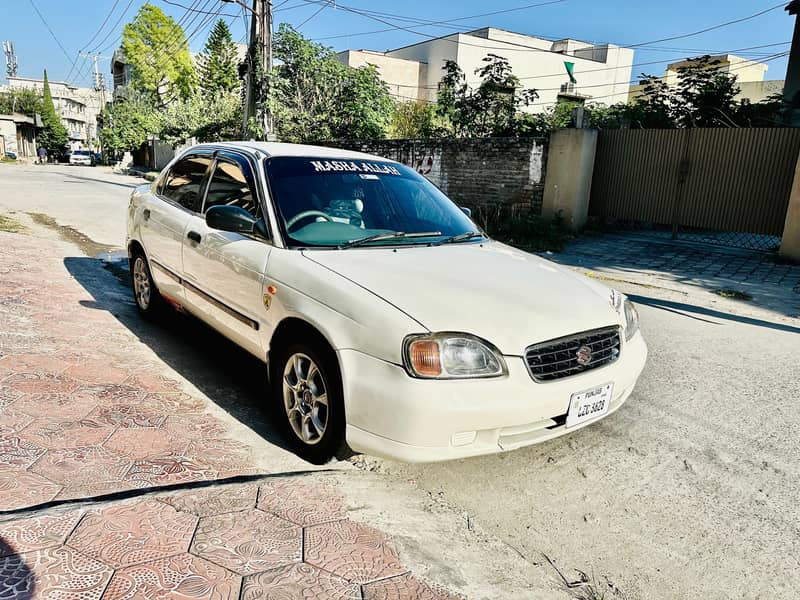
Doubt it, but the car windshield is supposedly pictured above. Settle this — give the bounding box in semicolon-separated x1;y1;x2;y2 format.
74;151;90;156
265;156;483;248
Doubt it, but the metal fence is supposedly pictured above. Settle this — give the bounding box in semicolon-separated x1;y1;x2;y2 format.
589;128;800;251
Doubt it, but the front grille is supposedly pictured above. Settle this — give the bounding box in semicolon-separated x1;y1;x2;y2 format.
525;326;621;382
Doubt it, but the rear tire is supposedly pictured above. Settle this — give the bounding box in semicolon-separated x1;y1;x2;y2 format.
270;338;347;465
130;250;166;320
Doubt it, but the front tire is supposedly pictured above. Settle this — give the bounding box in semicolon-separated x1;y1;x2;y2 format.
271;340;347;465
130;251;166;320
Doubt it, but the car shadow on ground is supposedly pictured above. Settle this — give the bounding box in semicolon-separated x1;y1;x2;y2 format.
0;539;33;599
63;255;294;456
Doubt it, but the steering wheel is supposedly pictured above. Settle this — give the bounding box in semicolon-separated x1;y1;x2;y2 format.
286;210;334;231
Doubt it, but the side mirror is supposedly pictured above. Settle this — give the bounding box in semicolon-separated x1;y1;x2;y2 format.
206;205;268;239
460;206;473;218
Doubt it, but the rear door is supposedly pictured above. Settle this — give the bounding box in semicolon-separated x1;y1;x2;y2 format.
182;150;273;357
140;152;212;301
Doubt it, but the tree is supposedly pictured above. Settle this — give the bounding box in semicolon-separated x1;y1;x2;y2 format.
271;25;394;142
121;4;195;105
37;70;68;154
197;19;240;96
436;55;538;137
0;88;43;117
157;94;242;144
389;101;448;138
98;92;160;153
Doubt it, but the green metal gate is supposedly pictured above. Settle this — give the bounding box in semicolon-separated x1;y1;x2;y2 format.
589;128;800;250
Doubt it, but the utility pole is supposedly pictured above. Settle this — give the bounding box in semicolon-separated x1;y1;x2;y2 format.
226;0;272;139
784;1;800;125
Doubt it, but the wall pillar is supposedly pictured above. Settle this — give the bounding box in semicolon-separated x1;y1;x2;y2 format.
780;148;800;260
541;128;598;231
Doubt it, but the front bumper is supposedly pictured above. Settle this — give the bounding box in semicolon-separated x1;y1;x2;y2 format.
340;332;647;462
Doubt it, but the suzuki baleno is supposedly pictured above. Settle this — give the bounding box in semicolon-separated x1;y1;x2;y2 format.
126;142;647;464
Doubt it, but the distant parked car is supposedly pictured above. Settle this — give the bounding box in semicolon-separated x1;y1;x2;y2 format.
127;142;648;464
69;150;93;166
3;150;17;160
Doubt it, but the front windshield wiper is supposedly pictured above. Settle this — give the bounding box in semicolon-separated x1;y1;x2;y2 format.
340;231;442;249
436;231;484;245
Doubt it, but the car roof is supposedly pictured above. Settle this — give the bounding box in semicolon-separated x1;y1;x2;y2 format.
190;141;395;164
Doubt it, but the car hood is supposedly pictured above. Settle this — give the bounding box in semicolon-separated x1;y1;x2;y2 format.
302;241;622;355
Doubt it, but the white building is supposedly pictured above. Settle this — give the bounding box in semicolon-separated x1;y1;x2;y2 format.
337;27;635;112
629;54;785;104
3;76;103;150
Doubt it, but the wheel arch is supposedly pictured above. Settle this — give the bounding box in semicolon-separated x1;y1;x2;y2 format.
267;317;339;374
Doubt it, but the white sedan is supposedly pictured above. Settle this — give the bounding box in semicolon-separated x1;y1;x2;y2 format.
126;142;647;464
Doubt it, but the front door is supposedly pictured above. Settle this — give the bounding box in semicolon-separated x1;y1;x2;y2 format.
182;151;272;357
140;152;212;302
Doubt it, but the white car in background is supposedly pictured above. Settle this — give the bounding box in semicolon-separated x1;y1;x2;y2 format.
126;142;647;464
69;150;93;166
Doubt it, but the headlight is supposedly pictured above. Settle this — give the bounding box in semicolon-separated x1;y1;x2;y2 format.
403;333;507;379
623;299;640;341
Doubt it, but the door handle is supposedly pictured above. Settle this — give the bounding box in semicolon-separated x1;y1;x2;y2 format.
187;231;202;243
143;209;150;221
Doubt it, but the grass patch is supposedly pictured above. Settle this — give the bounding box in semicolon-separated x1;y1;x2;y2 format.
0;213;24;233
0;157;17;163
472;204;572;252
713;288;753;301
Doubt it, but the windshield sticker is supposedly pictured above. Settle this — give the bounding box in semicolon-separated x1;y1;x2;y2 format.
310;160;401;175
358;174;380;180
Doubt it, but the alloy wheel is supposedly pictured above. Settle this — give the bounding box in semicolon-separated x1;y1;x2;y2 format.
282;353;329;445
133;257;151;310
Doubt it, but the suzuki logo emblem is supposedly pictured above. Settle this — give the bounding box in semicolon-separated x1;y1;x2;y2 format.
576;345;593;366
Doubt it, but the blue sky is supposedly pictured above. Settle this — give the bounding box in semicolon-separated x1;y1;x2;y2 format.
1;0;794;90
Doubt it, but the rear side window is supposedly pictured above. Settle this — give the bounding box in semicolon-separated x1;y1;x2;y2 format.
161;155;212;212
203;157;259;218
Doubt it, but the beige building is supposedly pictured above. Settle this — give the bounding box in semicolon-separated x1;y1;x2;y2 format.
337;27;635;112
629;54;784;104
3;76;104;150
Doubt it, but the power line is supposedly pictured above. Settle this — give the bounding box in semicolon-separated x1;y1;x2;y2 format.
64;0;123;84
26;0;72;62
296;1;331;31
93;0;139;53
159;0;238;17
312;0;568;42
626;2;787;48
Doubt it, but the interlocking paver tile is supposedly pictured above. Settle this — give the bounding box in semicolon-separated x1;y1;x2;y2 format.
104;427;189;459
30;446;132;486
67;499;198;568
78;383;144;404
143;391;207;413
160;483;259;517
0;354;68;376
0;510;84;556
62;361;131;385
124;454;218;487
165;414;229;439
0;471;61;510
257;480;347;527
0;386;22;410
104;552;241;600
0;546;112;600
20;418;115;449
0;432;46;469
241;563;361;599
191;509;301;575
363;573;464;600
9;391;99;419
0;407;34;433
304;520;406;584
81;404;167;428
123;372;182;393
3;372;79;394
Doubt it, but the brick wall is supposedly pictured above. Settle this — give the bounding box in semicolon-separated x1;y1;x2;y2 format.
328;137;549;215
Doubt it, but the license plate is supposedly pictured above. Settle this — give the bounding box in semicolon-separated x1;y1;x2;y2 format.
566;383;614;428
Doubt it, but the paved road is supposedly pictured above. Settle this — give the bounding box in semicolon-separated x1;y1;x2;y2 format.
2;162;798;599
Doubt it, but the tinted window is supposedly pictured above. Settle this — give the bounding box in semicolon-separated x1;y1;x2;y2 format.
265;157;478;247
203;158;259;217
162;155;212;212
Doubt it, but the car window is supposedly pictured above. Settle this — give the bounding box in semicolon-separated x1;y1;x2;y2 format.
265;157;478;247
203;157;259;218
161;155;212;212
